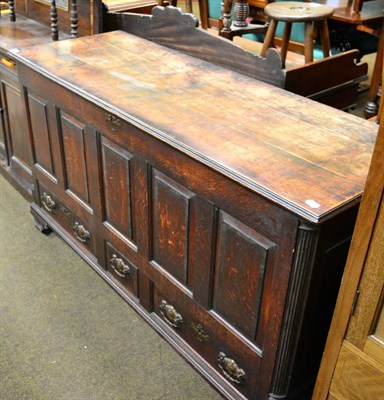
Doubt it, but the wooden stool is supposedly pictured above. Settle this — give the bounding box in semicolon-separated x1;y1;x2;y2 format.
260;1;334;67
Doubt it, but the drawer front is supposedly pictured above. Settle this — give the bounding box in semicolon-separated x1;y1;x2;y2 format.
101;241;139;298
37;182;95;253
153;285;260;400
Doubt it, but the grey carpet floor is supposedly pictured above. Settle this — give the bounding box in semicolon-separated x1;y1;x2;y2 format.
0;174;223;400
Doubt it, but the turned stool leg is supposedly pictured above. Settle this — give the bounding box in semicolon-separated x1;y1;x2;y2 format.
261;19;278;58
304;21;314;63
280;22;292;68
318;19;331;58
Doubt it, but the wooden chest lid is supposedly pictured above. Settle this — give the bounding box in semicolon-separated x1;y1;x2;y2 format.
13;30;378;223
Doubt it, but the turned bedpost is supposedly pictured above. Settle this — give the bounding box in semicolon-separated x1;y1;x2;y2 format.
9;0;16;22
70;0;78;38
50;0;59;41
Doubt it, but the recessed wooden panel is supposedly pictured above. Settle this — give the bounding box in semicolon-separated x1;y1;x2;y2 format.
27;91;54;176
1;79;31;168
212;211;275;341
100;136;134;242
59;110;89;204
151;169;194;285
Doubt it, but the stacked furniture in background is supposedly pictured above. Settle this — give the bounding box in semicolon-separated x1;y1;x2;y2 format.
199;0;382;117
196;0;372;110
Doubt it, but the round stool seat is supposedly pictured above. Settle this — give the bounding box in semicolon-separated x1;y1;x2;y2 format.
264;2;334;22
260;1;335;67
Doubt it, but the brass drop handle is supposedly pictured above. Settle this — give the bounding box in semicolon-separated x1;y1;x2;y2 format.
41;192;56;212
217;352;246;384
73;222;91;243
159;300;183;329
1;57;16;69
110;254;130;278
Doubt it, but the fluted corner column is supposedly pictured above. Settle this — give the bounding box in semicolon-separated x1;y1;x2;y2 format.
269;222;320;400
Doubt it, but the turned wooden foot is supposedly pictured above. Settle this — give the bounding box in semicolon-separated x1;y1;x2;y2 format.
33;215;52;235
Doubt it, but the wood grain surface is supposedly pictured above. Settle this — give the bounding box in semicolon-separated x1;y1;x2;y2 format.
14;30;378;222
0;15;69;53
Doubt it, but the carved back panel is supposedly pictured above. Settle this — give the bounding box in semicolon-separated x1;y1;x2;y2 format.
112;6;286;88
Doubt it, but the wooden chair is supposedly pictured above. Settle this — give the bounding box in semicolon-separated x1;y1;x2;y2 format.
198;0;267;40
221;0;268;40
198;0;227;30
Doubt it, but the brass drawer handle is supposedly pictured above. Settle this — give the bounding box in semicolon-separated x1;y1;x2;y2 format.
105;113;120;131
110;254;130;278
217;352;246;384
41;192;56;212
1;58;16;69
73;222;91;243
159;300;183;329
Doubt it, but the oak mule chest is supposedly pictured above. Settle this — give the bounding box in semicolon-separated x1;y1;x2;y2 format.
13;28;377;400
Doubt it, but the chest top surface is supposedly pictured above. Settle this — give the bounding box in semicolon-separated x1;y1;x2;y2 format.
14;30;378;223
